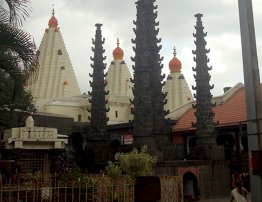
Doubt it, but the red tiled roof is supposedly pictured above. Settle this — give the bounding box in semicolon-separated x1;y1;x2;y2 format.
173;86;248;132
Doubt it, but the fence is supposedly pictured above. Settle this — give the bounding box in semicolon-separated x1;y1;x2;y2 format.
0;183;134;202
160;176;183;202
0;175;182;202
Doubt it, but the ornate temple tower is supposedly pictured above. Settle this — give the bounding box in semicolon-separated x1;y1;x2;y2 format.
88;24;109;138
163;47;193;111
131;0;168;155
26;9;80;100
191;14;221;160
105;39;133;124
106;39;132;96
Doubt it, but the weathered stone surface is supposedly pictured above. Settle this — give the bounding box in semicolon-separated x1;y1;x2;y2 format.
191;14;219;160
88;24;109;138
131;0;169;159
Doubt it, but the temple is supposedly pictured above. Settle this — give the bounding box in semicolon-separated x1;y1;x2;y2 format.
11;4;250;200
26;9;81;100
163;47;193;111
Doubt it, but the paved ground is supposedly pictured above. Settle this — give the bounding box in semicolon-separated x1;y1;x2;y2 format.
198;193;251;202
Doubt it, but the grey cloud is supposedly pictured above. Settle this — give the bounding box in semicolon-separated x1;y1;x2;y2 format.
23;0;262;96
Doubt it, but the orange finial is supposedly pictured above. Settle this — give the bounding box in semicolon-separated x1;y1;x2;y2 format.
169;45;182;73
113;38;124;60
48;3;58;28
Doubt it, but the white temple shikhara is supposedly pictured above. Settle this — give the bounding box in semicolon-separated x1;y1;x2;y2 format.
163;47;193;111
105;38;133;124
26;9;81;100
26;10;193;124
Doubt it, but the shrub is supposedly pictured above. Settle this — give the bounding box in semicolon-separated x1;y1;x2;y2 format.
119;145;157;179
105;161;122;181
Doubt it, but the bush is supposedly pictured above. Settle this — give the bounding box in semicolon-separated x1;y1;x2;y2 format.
105;161;122;181
119;145;157;179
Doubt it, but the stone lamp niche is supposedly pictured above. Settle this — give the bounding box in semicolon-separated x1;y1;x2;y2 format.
4;116;68;150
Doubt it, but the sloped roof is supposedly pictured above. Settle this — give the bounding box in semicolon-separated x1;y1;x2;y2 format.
173;83;249;132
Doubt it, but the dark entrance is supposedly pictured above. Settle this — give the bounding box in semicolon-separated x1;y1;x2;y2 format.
110;139;121;161
183;171;199;201
216;133;235;160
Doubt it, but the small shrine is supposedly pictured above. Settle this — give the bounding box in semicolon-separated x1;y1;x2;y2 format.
1;116;68;174
3;116;68;150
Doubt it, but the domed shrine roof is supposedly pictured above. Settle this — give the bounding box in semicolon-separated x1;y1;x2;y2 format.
169;47;182;73
48;9;58;28
113;38;124;60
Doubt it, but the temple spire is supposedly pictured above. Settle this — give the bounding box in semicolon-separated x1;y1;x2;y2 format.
117;38;119;47
173;46;177;57
26;7;80;99
52;4;55;16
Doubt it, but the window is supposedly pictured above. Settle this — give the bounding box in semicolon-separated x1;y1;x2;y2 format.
58;49;62;55
78;114;82;122
115;111;118;118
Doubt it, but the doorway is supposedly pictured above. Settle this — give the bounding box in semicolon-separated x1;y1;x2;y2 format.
183;171;199;201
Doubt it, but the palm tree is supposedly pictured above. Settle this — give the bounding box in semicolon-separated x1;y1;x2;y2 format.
0;0;38;128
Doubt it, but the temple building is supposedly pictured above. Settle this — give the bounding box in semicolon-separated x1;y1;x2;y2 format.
5;3;250;200
26;9;81;100
105;39;133;124
163;47;193;112
25;9;193;127
26;11;135;124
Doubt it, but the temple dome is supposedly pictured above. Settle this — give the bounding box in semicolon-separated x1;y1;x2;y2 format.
48;15;58;27
48;8;58;28
169;47;182;73
113;38;124;60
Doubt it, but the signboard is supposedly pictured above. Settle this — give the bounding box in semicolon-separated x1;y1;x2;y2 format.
122;133;133;145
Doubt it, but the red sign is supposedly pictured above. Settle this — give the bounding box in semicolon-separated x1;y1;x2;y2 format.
123;133;133;145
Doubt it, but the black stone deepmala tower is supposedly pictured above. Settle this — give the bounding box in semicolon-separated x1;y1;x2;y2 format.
84;24;109;170
88;24;109;138
88;24;109;139
131;0;169;157
146;1;169;136
191;14;223;160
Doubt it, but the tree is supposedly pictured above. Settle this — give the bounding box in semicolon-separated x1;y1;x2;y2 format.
0;0;38;129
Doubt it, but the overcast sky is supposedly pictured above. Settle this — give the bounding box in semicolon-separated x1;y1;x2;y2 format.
23;0;262;96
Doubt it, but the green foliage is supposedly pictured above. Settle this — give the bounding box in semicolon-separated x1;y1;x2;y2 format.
1;0;31;27
119;145;157;179
0;0;38;130
60;164;83;183
105;161;122;181
24;171;43;182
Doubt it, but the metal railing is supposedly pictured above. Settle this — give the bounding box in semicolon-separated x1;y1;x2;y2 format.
0;175;182;202
0;183;134;202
